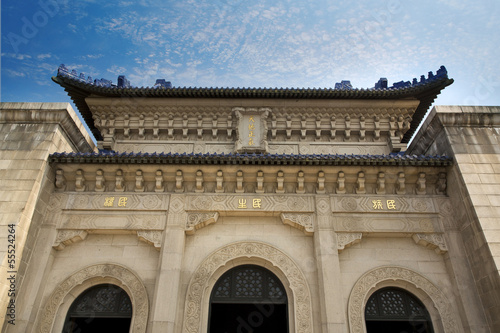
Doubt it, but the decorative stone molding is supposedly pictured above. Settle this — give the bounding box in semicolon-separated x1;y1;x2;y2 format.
36;264;148;333
348;266;460;333
53;230;88;250
186;194;315;212
137;230;162;250
280;213;314;235
337;233;363;252
185;212;219;235
182;241;313;333
412;233;448;254
336;215;440;234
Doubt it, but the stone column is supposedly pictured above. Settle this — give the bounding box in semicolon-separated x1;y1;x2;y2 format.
149;195;187;333
313;196;348;333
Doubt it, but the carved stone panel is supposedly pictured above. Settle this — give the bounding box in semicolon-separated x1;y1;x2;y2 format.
332;196;437;214
65;194;169;211
185;194;315;212
335;215;442;234
234;107;270;153
59;213;165;230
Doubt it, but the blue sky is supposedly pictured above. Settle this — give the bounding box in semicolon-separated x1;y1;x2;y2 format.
2;0;500;108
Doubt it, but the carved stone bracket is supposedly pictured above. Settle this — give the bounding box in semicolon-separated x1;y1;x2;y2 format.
337;233;363;252
412;233;448;254
53;230;88;250
137;230;163;250
280;213;314;235
185;212;220;235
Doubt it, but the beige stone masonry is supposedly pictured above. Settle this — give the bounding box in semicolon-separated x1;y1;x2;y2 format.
0;103;95;329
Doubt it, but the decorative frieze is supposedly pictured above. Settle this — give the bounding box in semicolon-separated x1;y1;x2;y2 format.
57;166;448;195
336;215;441;234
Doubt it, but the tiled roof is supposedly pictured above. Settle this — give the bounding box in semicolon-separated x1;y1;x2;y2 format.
49;151;453;166
52;66;453;143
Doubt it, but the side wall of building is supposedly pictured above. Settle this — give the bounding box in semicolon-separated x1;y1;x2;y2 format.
409;105;500;332
0;103;94;330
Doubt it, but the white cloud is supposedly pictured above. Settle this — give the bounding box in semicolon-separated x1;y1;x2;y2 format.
37;54;52;60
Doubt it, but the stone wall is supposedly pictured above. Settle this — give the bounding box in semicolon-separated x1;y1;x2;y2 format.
409;105;500;332
0;103;94;329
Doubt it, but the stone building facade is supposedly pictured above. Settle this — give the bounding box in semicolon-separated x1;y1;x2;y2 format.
0;66;499;332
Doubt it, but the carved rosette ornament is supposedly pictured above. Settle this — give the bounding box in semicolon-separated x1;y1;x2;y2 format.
36;264;148;333
280;213;314;235
53;230;88;250
185;212;220;235
337;233;363;252
182;241;313;333
348;266;460;333
412;233;448;254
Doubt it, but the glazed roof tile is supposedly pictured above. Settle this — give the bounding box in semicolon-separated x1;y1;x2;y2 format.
49;151;453;167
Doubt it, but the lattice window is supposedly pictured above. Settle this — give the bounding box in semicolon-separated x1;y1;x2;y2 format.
365;287;430;321
68;284;132;318
211;265;286;303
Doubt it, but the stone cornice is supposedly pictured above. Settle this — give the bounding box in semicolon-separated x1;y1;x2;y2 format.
0;102;95;153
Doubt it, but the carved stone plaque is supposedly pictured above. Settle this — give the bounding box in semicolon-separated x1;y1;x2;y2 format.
234;107;270;153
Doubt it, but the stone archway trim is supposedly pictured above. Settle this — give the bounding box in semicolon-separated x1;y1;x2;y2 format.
36;263;149;333
347;266;459;333
182;241;313;333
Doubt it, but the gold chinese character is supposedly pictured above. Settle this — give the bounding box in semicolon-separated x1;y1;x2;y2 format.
387;200;396;210
248;138;254;146
118;197;128;207
372;200;383;210
248;131;255;137
249;116;255;122
248;123;255;130
238;199;247;209
104;197;115;207
253;198;262;208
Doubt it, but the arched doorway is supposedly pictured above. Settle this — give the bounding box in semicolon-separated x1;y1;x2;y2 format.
209;264;288;333
62;284;132;333
365;287;435;333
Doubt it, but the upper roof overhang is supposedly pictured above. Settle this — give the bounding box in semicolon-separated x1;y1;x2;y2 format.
52;68;453;143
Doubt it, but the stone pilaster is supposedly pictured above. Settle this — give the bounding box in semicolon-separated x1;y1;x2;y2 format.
313;196;348;333
149;195;186;333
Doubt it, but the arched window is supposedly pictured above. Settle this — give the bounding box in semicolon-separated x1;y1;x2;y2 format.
365;287;434;333
209;265;288;333
63;284;132;333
